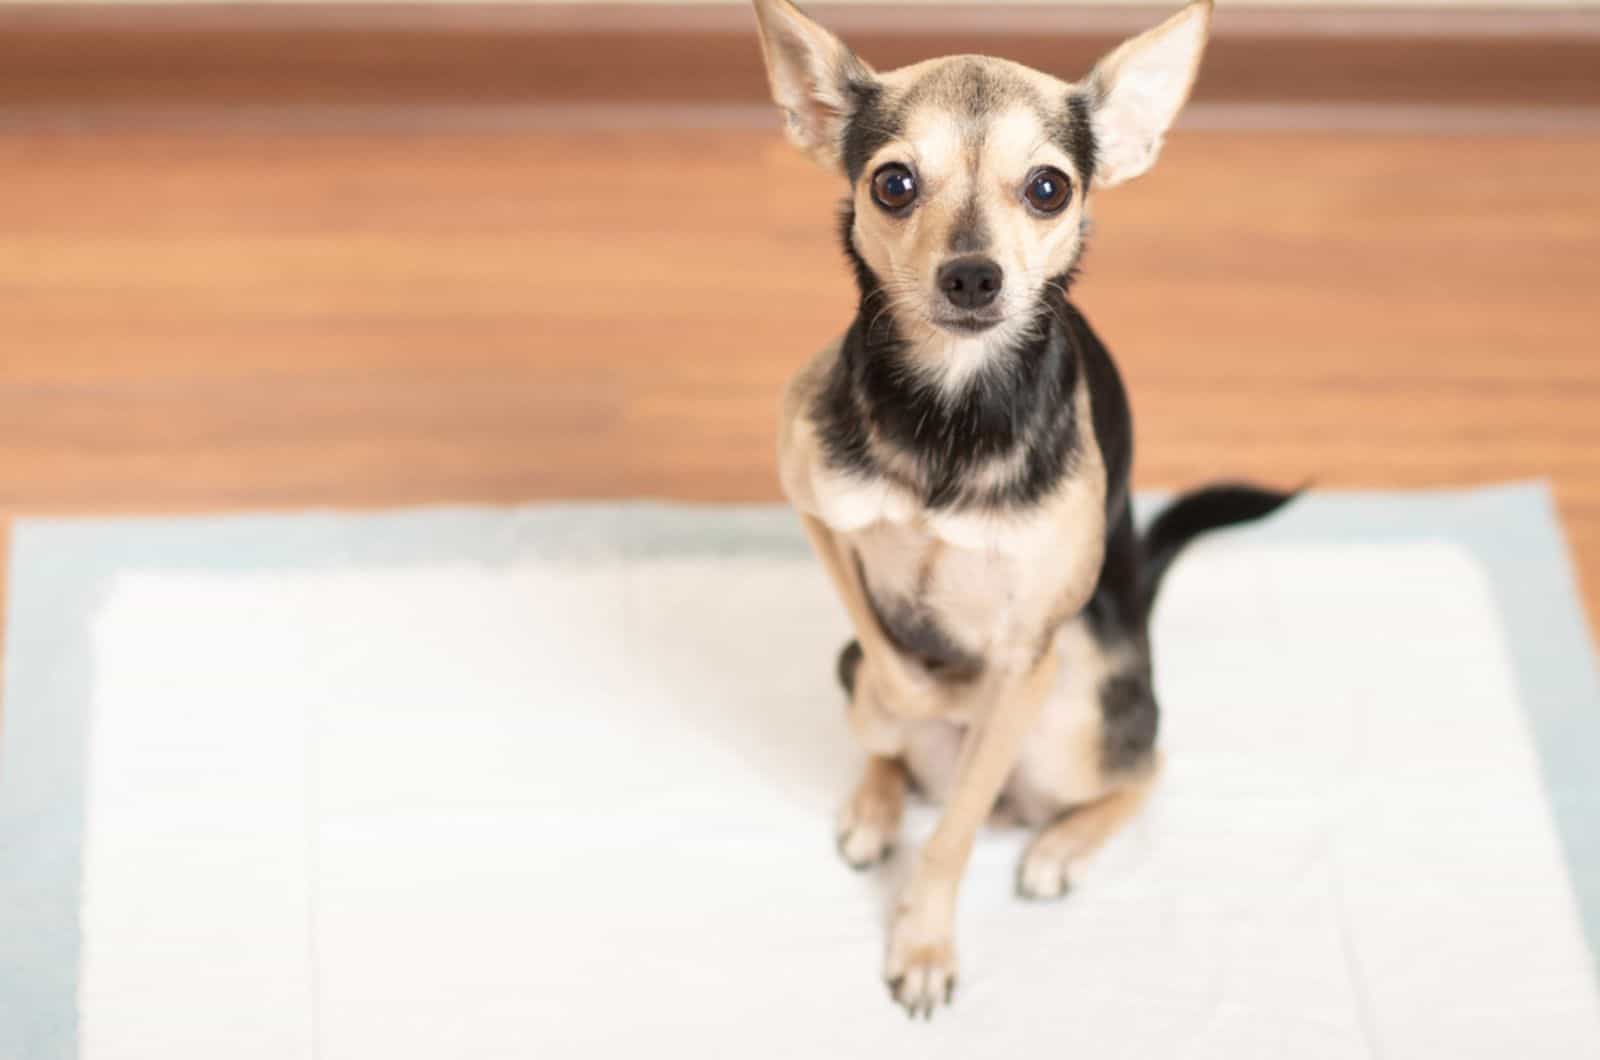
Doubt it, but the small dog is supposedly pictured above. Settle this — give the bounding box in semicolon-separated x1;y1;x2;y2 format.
753;0;1294;1018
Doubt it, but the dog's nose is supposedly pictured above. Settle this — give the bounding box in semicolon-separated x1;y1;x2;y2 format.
938;257;1003;310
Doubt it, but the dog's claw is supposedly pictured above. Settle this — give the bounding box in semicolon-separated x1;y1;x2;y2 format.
884;926;957;1018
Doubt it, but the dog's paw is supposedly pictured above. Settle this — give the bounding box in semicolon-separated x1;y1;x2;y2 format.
835;779;902;870
1014;828;1079;901
884;916;958;1019
836;802;896;870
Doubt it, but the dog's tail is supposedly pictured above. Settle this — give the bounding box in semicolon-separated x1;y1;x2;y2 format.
1141;482;1301;613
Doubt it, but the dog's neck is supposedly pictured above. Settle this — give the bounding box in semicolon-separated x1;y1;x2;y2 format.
814;211;1084;512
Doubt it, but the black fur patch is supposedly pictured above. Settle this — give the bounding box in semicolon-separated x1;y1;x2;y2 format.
1073;301;1133;519
861;573;985;683
1054;92;1099;190
1081;502;1144;639
840;79;900;184
836;639;864;695
814;207;1086;511
1140;484;1299;613
1098;668;1158;774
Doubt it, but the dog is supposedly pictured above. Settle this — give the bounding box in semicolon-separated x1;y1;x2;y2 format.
753;0;1295;1018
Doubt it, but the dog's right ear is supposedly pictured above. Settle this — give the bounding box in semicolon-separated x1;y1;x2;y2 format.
1085;0;1212;189
752;0;877;171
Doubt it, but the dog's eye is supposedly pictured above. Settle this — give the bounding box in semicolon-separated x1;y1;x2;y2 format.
1024;167;1072;215
871;164;918;213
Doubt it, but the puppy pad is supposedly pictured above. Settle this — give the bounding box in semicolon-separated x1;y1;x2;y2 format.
3;486;1599;1058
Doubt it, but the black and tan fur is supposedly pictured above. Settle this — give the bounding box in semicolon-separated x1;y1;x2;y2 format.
753;0;1294;1017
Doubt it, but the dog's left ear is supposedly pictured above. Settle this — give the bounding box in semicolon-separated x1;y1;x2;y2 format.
752;0;877;171
1085;0;1213;189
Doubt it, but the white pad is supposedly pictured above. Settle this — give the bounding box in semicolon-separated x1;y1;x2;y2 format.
73;536;1600;1058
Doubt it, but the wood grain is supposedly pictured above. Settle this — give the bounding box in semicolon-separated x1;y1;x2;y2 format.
1;126;1597;664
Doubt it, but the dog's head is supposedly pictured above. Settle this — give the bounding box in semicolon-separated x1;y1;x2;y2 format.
753;0;1210;368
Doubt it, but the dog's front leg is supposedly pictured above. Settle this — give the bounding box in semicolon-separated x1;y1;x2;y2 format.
884;647;1061;1018
798;513;942;725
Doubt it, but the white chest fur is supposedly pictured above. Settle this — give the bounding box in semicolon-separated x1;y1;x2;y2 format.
806;461;1068;558
813;461;1105;668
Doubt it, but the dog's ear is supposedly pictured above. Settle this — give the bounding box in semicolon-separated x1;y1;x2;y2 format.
1085;0;1212;189
752;0;877;170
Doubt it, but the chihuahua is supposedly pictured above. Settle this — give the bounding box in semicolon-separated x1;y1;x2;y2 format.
754;0;1293;1018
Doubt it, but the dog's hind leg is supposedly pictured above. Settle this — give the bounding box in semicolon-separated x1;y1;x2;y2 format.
1015;754;1161;900
832;640;910;868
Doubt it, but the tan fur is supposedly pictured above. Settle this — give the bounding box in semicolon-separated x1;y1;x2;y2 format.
1016;755;1164;900
884;640;1064;1014
1088;2;1213;188
785;360;1111;1014
837;755;909;869
751;0;877;169
759;0;1213;1017
1006;618;1139;820
849;96;1091;371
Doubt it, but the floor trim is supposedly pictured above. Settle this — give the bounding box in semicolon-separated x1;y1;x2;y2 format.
2;3;1598;129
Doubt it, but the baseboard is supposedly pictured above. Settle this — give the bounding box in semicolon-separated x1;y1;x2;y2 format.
2;3;1597;129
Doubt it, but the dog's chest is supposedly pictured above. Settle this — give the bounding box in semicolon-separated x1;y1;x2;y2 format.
849;521;1020;663
817;473;1080;664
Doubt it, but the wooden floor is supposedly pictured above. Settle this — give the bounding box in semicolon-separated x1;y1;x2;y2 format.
2;126;1599;639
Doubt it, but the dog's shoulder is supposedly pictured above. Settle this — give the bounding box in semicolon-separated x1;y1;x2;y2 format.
778;337;905;530
776;338;834;515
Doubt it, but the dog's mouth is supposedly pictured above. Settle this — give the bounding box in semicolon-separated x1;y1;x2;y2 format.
929;311;1004;335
